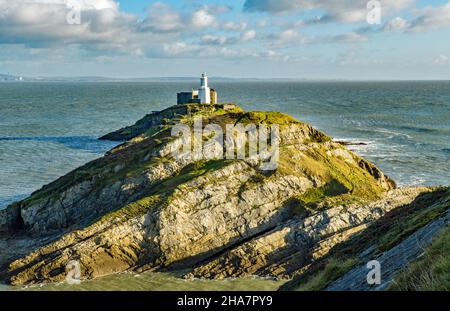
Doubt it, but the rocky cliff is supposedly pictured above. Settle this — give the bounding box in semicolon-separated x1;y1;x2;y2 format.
0;103;447;289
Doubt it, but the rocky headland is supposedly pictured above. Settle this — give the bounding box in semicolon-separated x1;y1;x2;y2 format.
0;103;448;290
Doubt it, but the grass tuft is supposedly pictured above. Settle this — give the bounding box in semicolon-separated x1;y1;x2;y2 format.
294;258;358;291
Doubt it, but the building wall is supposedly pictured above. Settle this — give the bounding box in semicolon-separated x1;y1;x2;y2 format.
177;92;194;105
177;80;218;105
210;89;218;105
199;87;211;104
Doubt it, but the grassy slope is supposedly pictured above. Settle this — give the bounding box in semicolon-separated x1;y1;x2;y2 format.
389;227;450;291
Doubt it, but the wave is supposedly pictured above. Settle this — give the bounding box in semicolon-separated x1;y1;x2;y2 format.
397;125;440;134
371;128;413;139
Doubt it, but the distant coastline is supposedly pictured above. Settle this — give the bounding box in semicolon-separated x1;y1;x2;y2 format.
3;73;450;83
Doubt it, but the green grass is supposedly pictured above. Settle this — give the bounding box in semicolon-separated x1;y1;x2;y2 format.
377;193;450;252
278;145;385;202
143;125;168;138
158;159;230;193
297;180;348;206
97;195;163;224
294;258;358;291
286;180;349;217
213;104;244;115
389;227;450;291
236;111;300;125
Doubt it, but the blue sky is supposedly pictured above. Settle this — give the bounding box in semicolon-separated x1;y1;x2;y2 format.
0;0;450;79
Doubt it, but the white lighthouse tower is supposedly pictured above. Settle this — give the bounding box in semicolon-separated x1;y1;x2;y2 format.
198;73;211;104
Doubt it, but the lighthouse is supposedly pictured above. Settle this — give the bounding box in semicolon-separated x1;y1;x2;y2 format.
198;73;211;104
176;73;218;105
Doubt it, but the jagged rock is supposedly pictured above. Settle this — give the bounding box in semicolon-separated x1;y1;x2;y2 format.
1;103;406;286
187;187;433;279
325;206;450;291
0;203;21;233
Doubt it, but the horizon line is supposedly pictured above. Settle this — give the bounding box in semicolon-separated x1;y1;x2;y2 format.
2;74;450;82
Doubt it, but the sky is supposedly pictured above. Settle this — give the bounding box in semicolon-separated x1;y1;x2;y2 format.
0;0;450;79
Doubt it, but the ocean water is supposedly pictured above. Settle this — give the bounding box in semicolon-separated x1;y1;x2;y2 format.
0;81;449;290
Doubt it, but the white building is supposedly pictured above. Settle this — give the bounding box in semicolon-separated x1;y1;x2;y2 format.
177;73;218;105
198;73;211;104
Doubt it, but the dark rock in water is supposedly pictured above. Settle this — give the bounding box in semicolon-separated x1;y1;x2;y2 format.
335;140;368;146
0;103;446;289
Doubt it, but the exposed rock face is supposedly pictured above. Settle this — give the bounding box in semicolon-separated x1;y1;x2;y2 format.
325;205;450;291
0;103;416;287
0;204;21;233
187;187;433;279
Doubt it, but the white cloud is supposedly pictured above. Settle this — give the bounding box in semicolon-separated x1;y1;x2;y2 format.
1;0;449;69
221;21;247;31
0;0;136;50
162;41;199;56
434;54;449;65
138;3;217;33
138;2;183;33
201;34;228;46
281;29;301;40
240;29;256;42
162;40;289;62
375;2;450;33
199;30;256;46
0;1;231;59
266;29;313;47
383;17;409;31
408;2;450;32
258;50;290;62
333;32;368;43
256;19;269;28
244;0;414;24
190;8;216;29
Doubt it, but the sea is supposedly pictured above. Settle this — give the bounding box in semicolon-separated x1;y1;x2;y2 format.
0;80;449;290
